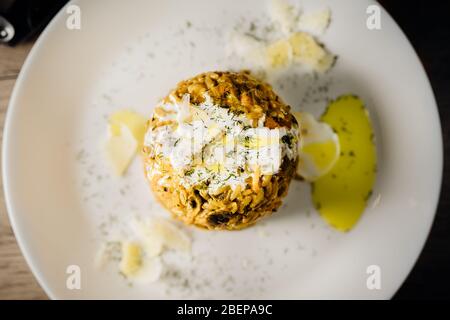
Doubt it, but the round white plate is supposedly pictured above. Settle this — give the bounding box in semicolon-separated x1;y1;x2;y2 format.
3;0;442;299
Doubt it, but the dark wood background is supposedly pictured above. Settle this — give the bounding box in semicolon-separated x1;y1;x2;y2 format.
378;1;450;299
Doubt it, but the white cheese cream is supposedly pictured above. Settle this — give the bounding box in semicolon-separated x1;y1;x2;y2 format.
145;93;298;193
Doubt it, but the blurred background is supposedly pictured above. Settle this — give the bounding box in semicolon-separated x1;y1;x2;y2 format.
0;0;448;299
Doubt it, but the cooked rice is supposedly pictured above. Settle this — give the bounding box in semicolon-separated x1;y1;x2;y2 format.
142;71;298;230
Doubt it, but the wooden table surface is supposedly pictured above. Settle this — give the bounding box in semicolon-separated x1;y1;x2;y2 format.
0;43;47;299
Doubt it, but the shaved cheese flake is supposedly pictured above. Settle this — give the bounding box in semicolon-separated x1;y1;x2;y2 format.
119;242;142;277
288;32;334;72
227;31;268;68
109;110;147;145
316;53;336;73
269;0;299;35
94;243;108;270
153;219;191;252
267;39;293;68
293;111;340;181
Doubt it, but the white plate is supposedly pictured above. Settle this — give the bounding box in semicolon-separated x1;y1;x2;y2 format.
3;0;442;299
